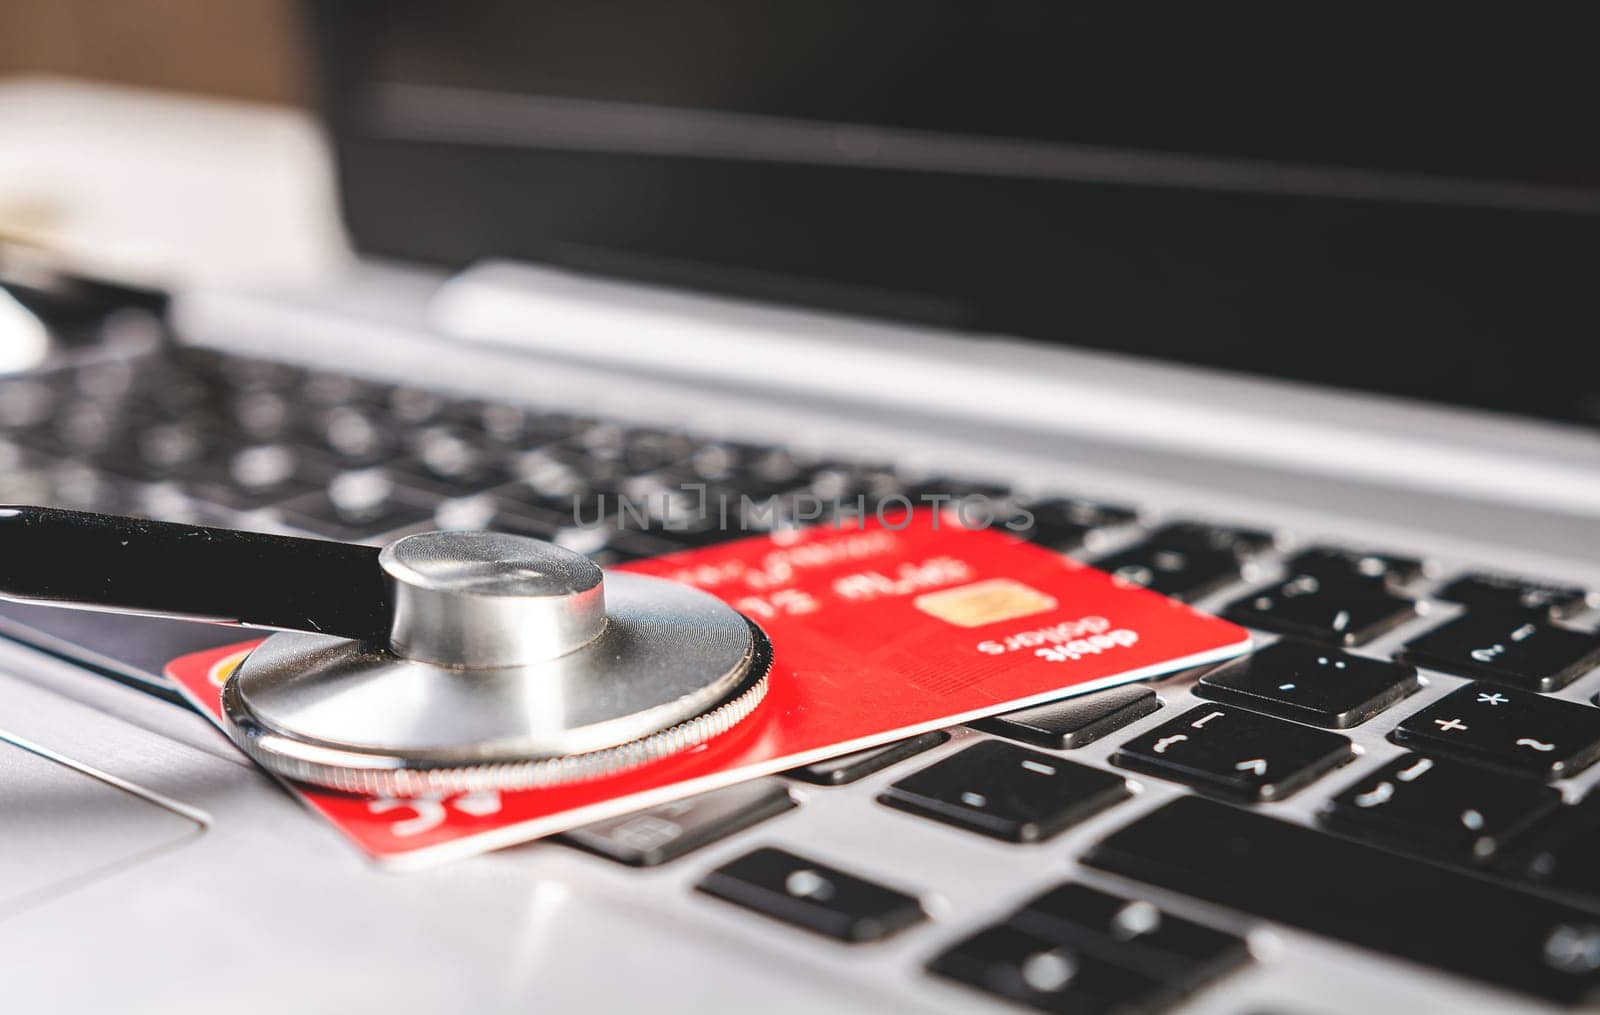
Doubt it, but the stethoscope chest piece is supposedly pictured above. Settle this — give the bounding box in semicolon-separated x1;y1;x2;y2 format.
223;531;772;796
0;510;771;797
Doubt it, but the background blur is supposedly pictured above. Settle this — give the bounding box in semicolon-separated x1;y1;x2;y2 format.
0;0;345;290
3;1;1597;425
0;0;304;106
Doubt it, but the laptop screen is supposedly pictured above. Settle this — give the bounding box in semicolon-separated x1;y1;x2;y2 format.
312;2;1600;428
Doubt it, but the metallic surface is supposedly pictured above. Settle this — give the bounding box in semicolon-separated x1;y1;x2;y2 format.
0;736;201;915
221;573;763;793
379;530;606;667
0;263;1596;1013
430;261;1600;521
222;622;771;797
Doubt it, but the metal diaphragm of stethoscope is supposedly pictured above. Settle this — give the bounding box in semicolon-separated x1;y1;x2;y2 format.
0;506;772;797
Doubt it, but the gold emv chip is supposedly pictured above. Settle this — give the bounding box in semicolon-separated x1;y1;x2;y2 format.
913;578;1058;628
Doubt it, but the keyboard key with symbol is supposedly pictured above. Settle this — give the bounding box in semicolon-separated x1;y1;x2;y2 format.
1085;796;1600;1005
879;741;1131;842
928;924;1174;1014
1322;753;1562;864
1391;682;1600;779
970;684;1161;749
1223;574;1417;645
1195;640;1419;728
559;779;795;866
1010;882;1249;986
785;731;949;786
696;847;925;942
1091;541;1240;602
1399;612;1600;692
1437;572;1589;621
1112;704;1353;801
1285;545;1425;588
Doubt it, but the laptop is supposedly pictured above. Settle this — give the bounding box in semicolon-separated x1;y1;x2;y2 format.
1;2;1598;1011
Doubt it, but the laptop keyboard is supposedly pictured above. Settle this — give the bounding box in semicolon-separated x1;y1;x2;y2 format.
3;342;1600;1010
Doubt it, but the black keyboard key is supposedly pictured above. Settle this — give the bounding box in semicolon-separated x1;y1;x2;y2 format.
499;467;602;519
1011;882;1249;985
672;440;750;483
212;353;301;393
697;477;791;526
39;463;142;515
1391;682;1600;780
275;470;438;541
545;522;676;567
0;442;53;494
1195;641;1420;729
1014;519;1094;553
187;443;335;510
879;741;1130;842
1038;496;1138;529
166;363;222;409
564;421;627;456
387;426;516;496
94;420;217;482
224;388;297;441
124;484;227;526
1285;545;1426;588
1112;704;1353;802
0;376;61;431
578;425;698;474
1223;574;1416;646
301;369;386;407
432;494;562;540
971;685;1162;749
1323;753;1562;864
650;523;749;549
384;385;450;426
1146;520;1275;558
1086;796;1600;1005
19;399;124;456
1503;793;1600;905
1438;572;1590;621
70;359;140;403
446;399;582;446
1091;541;1240;602
1015;496;1137;550
715;443;814;489
299;404;402;467
928;924;1169;1014
606;474;738;540
560;780;795;867
805;462;906;507
903;476;1011;502
696;847;925;942
786;731;948;786
1400;612;1600;693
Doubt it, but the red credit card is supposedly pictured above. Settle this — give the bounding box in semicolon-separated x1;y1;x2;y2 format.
165;515;1249;867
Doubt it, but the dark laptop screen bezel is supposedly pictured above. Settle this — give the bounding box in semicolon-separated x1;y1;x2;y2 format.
309;2;1600;428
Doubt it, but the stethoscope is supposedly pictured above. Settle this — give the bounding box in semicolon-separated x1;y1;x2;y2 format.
0;505;771;797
